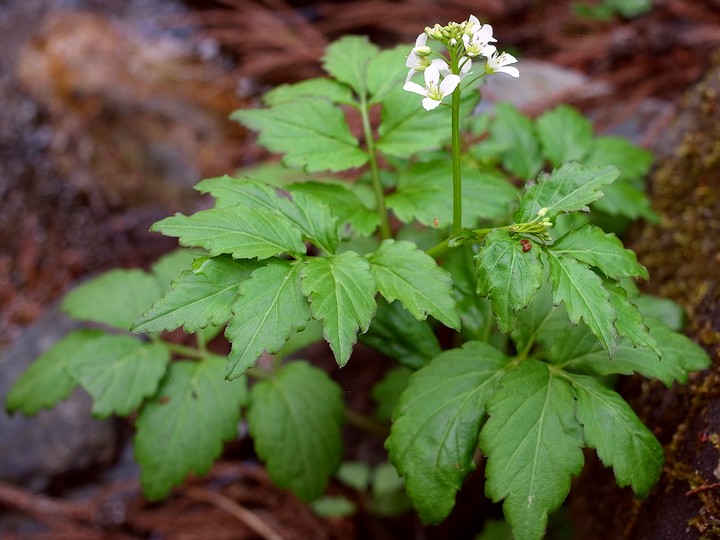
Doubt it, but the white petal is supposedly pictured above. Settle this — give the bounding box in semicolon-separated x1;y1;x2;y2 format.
497;66;520;78
424;63;441;86
475;24;496;43
459;57;473;75
422;97;442;111
468;15;480;29
498;52;518;66
414;33;427;47
403;81;427;96
431;58;450;77
438;74;461;96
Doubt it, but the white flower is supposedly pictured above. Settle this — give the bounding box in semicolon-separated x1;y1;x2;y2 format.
484;48;519;78
406;57;448;83
403;62;460;111
462;23;496;57
405;33;435;80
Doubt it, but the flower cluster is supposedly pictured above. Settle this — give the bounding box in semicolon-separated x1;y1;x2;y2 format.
403;15;518;111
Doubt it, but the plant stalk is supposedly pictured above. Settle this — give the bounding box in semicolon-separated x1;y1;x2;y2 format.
360;98;392;239
451;83;462;236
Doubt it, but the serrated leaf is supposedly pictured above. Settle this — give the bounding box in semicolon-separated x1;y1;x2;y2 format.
150;249;204;292
388;341;510;524
69;335;169;418
134;357;247;501
263;78;354;106
514;162;620;222
133;256;261;334
633;294;684;331
360;298;440;370
367;45;407;104
511;283;570;356
547;252;617;356
585;136;653;185
300;252;376;367
225;260;311;379
486;103;543;179
62;270;163;331
232;99;368;172
445;246;495;340
283;190;339;253
195;175;279;208
152;207;306;259
479;361;585;540
5;329;103;415
368;239;459;329
536;105;594;166
549;223;648;279
476;229;546;334
607;286;660;355
568;373;663;496
322;35;379;97
591;180;658;222
247;361;344;501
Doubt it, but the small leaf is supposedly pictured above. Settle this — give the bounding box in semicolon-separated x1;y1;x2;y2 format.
133;256;261;334
480;361;585;540
360;299;441;370
536;105;594;166
150;249;204;292
134;357;247;501
549;224;648;279
568;373;663;497
322;35;379;98
476;229;546;334
152;207;306;259
607;286;660;355
585;136;653;185
514;162;620;222
301;252;377;367
62;270;163;331
388;341;509;524
232;99;368;172
366;45;408;104
283;190;339;254
225;260;311;379
485;103;543;179
591;180;658;222
247;361;344;501
633;294;684;331
69;335;169;418
547;252;617;356
311;495;357;517
5;330;103;415
368;239;459;329
263;78;354;106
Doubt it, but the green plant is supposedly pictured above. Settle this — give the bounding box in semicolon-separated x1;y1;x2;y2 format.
572;0;653;20
7;15;709;539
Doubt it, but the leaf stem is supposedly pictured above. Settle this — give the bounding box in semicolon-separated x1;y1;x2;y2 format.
451;80;462;236
359;96;392;240
164;341;206;359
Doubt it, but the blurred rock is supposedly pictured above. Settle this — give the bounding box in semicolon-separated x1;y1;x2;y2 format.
15;8;246;209
0;308;119;491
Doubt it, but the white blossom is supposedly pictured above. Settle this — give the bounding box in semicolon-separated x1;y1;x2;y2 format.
462;20;496;57
484;47;519;78
403;62;460;111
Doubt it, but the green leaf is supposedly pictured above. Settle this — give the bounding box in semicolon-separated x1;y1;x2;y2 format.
368;239;459;329
322;35;379;98
549;223;648;279
232;99;368;172
247;361;344;501
388;341;510;524
536;105;593;166
479;361;585;540
150;249;204;292
311;495;357;517
300;252;377;367
152;207;306;259
225;260;311;379
633;294;684;331
263;78;354;106
5;329;103;415
195;175;280;208
585;136;653;185
371;366;411;421
607;286;659;355
486;103;543;179
445;247;495;340
337;461;372;492
367;45;408;104
476;229;546;334
510;283;568;356
62;269;163;331
133;256;261;334
283;190;339;254
360;298;441;370
134;357;247;501
568;373;663;497
591;180;658;222
69;335;169;418
546;252;617;356
514;162;620;222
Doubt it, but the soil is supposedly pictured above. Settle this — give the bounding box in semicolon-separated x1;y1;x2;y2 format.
1;0;720;538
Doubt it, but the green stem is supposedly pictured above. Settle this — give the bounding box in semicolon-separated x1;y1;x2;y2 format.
345;409;389;438
164;341;206;360
359;97;391;240
451;85;462;236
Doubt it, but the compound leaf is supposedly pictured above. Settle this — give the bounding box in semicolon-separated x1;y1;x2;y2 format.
247;361;344;501
62;269;163;331
322;35;379;98
263;78;354;106
549;224;648;280
152;207;306;259
225;260;311;379
69;335;169;418
5;329;104;416
133;256;261;334
607;286;660;355
536;105;594;166
301;252;376;367
388;341;509;524
476;229;546;334
514;162;620;222
480;361;585;540
568;373;663;497
134;357;248;501
367;45;408;104
547;252;617;356
232;98;368;172
484;102;543;179
368;239;459;329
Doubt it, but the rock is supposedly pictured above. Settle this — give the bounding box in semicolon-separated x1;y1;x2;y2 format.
0;308;119;491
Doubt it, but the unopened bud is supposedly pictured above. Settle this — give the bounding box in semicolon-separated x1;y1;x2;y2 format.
537;207;548;217
413;45;432;57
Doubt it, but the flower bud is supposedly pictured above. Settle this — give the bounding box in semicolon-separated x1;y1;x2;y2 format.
537;207;548;217
413;45;432;57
